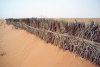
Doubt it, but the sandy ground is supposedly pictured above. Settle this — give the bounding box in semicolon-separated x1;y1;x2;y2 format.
54;18;100;23
0;20;98;67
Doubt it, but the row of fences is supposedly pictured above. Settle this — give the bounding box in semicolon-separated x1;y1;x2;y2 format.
6;18;100;66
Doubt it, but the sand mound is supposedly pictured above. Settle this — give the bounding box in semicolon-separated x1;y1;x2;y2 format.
0;20;98;67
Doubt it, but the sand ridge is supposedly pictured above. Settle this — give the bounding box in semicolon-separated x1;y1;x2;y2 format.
0;20;98;67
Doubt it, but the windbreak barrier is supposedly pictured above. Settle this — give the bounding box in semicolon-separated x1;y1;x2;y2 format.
6;18;100;66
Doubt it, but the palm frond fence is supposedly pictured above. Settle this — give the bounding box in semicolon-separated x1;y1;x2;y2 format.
6;18;100;66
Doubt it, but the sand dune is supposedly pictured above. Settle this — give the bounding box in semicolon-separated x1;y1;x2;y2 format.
0;20;98;67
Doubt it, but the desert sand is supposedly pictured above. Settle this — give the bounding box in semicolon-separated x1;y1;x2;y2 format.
0;19;98;67
54;18;100;23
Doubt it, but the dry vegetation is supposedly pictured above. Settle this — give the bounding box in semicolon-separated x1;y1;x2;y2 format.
6;18;100;66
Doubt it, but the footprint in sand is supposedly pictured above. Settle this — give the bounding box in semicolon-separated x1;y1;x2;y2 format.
0;51;6;56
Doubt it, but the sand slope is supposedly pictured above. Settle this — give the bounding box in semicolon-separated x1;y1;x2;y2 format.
0;20;98;67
